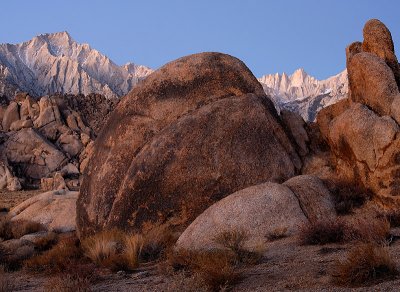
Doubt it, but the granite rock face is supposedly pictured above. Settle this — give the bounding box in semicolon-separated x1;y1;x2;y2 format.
317;19;400;204
77;52;302;237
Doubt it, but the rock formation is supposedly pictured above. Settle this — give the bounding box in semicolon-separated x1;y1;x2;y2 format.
77;52;303;237
0;93;114;190
317;19;400;204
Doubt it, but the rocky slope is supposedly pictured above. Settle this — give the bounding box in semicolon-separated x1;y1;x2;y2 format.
0;32;152;99
258;69;348;121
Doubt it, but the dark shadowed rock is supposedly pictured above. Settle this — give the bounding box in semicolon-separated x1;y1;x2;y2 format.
77;52;301;237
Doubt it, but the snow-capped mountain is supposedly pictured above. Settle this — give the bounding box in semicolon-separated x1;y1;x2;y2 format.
258;69;348;121
0;32;153;99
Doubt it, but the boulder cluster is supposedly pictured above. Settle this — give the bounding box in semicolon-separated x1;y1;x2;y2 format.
317;19;400;204
0;93;115;191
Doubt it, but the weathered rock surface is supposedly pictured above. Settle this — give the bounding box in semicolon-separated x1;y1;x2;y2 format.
316;19;400;203
0;160;21;191
283;175;336;222
362;19;400;88
77;52;302;237
2;128;67;180
9;190;79;232
176;182;308;251
2;101;19;131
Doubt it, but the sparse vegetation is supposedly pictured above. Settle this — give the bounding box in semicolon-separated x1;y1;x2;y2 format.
0;216;45;240
24;234;83;273
267;226;288;241
140;223;178;262
324;179;372;215
166;249;241;292
214;229;264;264
82;229;143;272
299;219;348;245
300;217;390;246
334;243;398;286
0;265;14;292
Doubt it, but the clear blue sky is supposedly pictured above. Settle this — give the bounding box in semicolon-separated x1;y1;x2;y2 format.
0;0;399;79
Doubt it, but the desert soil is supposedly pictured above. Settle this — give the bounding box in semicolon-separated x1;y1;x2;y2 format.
0;189;42;211
3;234;400;292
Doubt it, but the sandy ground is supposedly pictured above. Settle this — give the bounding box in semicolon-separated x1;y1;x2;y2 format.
2;234;400;292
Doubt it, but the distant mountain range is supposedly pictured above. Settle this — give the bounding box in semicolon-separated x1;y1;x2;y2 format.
0;32;348;121
258;69;348;121
0;32;152;99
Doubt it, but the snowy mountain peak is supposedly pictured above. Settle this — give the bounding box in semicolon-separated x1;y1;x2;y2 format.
258;69;348;121
0;32;153;99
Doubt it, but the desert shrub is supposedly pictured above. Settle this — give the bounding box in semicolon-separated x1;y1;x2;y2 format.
267;226;288;241
10;219;45;239
24;234;83;273
346;218;390;244
166;249;241;292
0;216;12;240
140;223;178;262
324;180;372;215
299;219;348;245
82;229;143;272
33;232;58;252
213;229;263;264
334;243;397;286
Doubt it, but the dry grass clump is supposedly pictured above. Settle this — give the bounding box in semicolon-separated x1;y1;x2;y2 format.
0;216;45;240
300;217;390;245
10;219;45;239
346;218;390;244
213;229;264;264
380;210;400;228
324;180;372;215
334;243;398;286
24;234;83;273
33;232;58;252
167;249;241;292
140;223;178;262
299;219;349;245
267;226;288;241
82;229;143;271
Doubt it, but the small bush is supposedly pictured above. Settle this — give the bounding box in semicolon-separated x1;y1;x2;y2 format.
11;220;45;239
167;249;241;292
82;229;143;272
346;218;390;244
0;216;12;240
267;226;288;241
24;234;83;273
33;232;58;252
213;229;263;264
324;180;372;215
140;223;178;262
334;243;398;286
299;219;348;245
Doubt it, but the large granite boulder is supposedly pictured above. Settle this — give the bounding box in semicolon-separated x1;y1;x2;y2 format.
77;52;302;237
176;175;336;251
